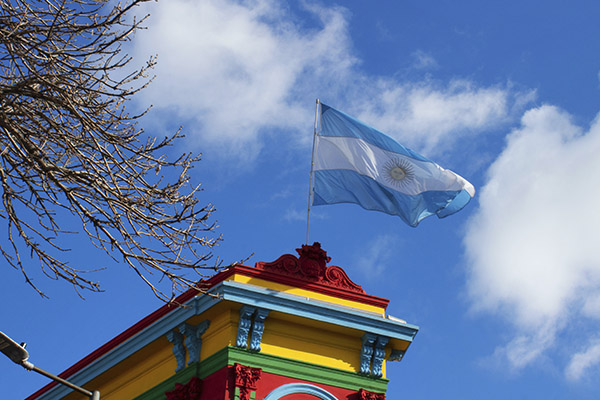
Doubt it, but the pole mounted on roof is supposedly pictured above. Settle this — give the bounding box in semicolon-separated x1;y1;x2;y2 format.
306;98;321;245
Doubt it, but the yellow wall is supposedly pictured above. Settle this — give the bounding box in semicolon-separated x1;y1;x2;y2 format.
260;311;363;372
63;336;175;400
227;274;386;316
195;302;239;361
61;303;239;400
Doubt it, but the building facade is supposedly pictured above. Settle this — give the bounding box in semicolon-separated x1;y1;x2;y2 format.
27;243;419;400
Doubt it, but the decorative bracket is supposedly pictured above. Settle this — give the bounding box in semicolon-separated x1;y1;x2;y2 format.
389;348;405;362
236;305;256;348
249;308;270;351
179;320;210;364
360;333;377;375
360;333;390;377
166;329;186;373
236;306;270;352
166;320;210;372
372;336;389;377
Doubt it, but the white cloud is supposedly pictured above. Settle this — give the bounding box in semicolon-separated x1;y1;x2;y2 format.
566;340;600;381
465;105;600;378
283;208;305;222
354;234;399;280
355;80;534;154
133;0;355;152
491;321;559;370
411;49;438;70
582;292;600;318
131;0;532;160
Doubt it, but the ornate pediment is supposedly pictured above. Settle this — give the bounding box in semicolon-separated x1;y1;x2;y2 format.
255;242;365;294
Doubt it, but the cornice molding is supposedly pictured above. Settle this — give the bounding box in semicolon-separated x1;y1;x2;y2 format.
217;280;418;342
30;280;416;400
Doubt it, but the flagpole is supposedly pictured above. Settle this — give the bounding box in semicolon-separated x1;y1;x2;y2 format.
306;98;320;244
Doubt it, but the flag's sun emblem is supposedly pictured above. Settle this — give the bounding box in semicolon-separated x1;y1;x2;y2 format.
383;158;414;187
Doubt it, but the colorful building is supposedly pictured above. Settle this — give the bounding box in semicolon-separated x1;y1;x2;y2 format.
27;243;419;400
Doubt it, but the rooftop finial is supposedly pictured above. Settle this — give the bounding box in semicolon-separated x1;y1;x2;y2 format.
296;242;330;279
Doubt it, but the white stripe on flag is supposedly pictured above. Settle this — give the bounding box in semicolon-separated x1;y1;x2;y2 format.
315;135;475;197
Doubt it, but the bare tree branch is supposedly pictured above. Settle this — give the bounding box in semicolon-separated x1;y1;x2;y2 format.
0;0;226;303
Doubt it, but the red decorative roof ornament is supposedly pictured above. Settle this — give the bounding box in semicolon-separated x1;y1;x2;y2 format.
255;242;365;294
296;242;331;278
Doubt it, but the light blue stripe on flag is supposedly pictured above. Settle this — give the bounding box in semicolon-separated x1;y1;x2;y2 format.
312;103;475;227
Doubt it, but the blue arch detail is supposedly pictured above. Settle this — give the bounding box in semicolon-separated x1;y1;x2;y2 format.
263;383;339;400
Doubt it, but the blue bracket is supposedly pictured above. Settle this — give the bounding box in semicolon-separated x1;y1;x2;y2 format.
360;333;377;375
166;329;186;372
167;320;210;372
372;336;389;377
249;308;270;351
236;305;270;351
179;320;210;364
360;333;390;376
389;348;405;362
236;305;256;348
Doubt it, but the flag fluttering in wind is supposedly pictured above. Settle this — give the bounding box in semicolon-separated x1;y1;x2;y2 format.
310;102;475;227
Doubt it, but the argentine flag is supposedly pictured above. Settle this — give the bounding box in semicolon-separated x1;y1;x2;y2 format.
312;103;475;227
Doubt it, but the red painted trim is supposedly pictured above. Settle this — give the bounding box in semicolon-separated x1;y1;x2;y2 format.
198;364;367;400
226;265;390;309
26;263;389;399
25;288;198;399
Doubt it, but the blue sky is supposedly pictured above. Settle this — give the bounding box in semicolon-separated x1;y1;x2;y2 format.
2;0;600;398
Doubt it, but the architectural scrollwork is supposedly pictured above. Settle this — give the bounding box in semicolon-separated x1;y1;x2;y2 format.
179;320;210;364
249;308;270;351
360;333;377;375
358;388;386;400
166;329;186;373
233;363;262;400
389;348;405;362
372;336;389;377
166;320;210;372
236;305;256;348
255;242;365;293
